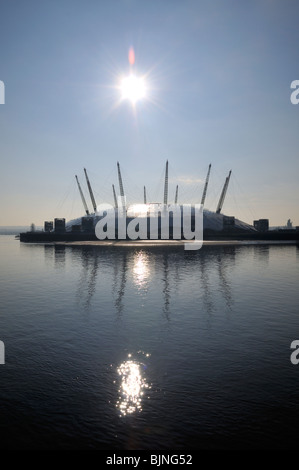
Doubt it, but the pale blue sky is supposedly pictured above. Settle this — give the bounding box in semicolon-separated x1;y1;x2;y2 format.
0;0;298;227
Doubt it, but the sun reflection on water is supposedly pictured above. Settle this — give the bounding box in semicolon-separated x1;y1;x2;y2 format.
133;252;150;288
116;353;150;416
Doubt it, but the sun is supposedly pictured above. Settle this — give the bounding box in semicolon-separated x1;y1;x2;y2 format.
120;74;146;104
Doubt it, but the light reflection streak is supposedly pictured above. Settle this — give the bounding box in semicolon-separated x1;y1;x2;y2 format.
133;252;150;289
116;354;150;416
64;245;236;319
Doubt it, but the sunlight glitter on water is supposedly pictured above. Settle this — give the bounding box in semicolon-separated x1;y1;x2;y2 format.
132;252;150;289
116;354;150;416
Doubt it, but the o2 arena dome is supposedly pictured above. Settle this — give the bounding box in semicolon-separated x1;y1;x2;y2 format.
66;162;256;236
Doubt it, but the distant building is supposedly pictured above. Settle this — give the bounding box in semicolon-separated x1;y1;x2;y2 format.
286;219;293;230
54;218;66;233
44;221;53;232
253;219;269;232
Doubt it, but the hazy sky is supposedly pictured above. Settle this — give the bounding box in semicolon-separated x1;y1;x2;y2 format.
0;0;298;227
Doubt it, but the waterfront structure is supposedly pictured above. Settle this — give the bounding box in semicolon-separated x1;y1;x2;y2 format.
19;162;299;243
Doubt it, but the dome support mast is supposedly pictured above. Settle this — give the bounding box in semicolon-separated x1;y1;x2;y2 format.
216;170;231;214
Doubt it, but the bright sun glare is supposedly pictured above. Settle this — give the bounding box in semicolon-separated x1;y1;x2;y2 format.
120;74;146;104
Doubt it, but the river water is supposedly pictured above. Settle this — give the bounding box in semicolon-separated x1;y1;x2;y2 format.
0;236;299;449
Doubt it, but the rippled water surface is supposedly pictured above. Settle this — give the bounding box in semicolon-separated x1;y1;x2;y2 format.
0;236;299;449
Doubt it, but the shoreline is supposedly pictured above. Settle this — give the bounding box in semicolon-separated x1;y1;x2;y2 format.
19;239;299;247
